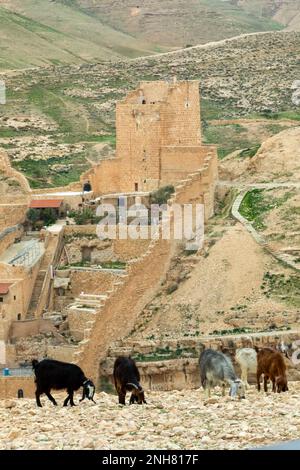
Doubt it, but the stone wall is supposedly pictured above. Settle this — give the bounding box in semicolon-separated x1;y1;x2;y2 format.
69;271;116;296
101;331;300;391
76;153;215;381
0;150;30;230
63;229;151;265
0;261;42;335
0;377;35;399
9;319;55;340
46;345;76;363
0;205;28;232
0;150;31;200
32;181;82;194
0;225;23;254
102;358;199;392
68;310;96;342
77;236;175;382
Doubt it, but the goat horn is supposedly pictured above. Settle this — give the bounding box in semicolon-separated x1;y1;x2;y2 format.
127;383;139;390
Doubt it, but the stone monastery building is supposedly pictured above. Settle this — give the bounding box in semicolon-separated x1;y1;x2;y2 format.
88;79;217;195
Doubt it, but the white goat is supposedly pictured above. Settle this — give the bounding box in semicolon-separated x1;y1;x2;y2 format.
236;348;257;389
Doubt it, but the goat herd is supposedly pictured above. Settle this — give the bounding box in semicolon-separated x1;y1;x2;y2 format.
30;344;290;408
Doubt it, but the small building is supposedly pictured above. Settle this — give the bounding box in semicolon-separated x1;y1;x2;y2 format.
0;282;12;304
29;199;64;218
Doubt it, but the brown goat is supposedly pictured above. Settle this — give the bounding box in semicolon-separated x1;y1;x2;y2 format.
256;347;288;393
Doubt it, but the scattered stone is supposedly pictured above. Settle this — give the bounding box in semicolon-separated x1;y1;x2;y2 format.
1;385;300;449
4;400;17;409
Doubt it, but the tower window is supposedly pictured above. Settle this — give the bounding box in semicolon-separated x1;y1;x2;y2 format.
135;183;139;191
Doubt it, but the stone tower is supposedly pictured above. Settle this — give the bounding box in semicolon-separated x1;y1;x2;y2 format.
87;80;217;195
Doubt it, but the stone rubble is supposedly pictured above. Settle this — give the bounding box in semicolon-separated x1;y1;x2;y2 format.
1;384;300;450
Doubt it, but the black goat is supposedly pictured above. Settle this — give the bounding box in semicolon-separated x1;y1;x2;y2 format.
32;359;96;407
113;356;146;405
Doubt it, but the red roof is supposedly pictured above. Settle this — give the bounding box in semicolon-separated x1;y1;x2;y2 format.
0;283;12;295
29;199;63;209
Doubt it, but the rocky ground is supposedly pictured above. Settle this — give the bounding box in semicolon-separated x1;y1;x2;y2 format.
1;385;300;450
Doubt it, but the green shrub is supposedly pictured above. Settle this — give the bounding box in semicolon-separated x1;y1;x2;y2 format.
27;207;57;227
166;283;178;295
149;185;175;205
69;208;102;225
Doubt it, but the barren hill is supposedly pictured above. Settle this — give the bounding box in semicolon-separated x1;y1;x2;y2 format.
70;0;284;47
0;0;286;70
131;222;299;339
220;126;300;182
234;0;300;30
0;0;161;70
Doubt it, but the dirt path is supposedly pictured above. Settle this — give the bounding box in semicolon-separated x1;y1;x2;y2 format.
131;31;275;61
209;118;300;126
231;186;300;272
219;181;300;189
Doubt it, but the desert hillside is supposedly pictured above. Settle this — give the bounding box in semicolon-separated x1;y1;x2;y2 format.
70;0;284;47
220;126;300;182
234;0;300;30
0;31;299;188
0;0;161;70
0;0;287;70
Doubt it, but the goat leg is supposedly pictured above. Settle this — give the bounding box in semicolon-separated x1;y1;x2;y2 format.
69;390;76;406
118;392;126;405
264;375;269;392
79;388;85;402
35;390;42;408
257;370;262;391
45;391;57;406
63;395;70;407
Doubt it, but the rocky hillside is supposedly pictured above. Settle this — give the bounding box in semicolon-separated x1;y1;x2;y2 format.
71;0;284;48
234;0;300;30
220;126;300;182
0;30;299;187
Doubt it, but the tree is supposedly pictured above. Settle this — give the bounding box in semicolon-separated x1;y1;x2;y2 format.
27;208;41;229
42;208;57;226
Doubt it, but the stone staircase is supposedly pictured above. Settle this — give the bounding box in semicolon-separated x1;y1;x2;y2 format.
27;271;46;316
67;293;108;314
27;232;64;318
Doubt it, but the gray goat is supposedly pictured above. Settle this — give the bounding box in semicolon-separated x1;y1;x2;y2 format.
199;349;246;399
